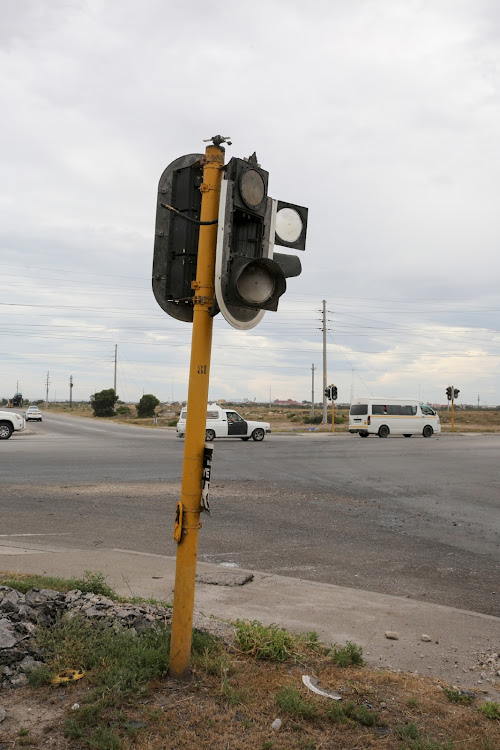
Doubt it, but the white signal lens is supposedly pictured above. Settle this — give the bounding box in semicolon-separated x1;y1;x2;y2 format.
275;207;303;244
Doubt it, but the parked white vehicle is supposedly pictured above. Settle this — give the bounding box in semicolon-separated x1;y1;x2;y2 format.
177;404;271;442
349;398;441;438
0;410;26;440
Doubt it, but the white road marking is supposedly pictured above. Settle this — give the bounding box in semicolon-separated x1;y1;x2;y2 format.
0;533;69;537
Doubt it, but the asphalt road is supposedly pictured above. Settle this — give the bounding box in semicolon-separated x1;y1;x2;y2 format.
1;411;499;616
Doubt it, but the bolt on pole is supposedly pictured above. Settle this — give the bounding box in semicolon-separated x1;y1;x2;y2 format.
168;144;224;680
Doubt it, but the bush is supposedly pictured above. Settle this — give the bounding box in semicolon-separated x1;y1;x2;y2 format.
91;389;118;417
136;394;160;418
115;405;130;415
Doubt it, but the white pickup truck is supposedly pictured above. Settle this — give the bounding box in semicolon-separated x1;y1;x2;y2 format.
0;410;26;440
177;404;271;442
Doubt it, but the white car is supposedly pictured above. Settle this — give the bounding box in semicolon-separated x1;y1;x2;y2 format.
177;405;271;442
25;406;43;422
0;410;26;440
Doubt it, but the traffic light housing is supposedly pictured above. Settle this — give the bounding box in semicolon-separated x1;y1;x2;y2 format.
446;386;452;401
454;388;460;399
324;385;332;400
152;153;204;322
331;385;338;401
215;154;305;330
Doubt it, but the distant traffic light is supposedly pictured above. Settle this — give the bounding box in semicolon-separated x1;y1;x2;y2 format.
446;386;452;401
454;388;460;399
215;153;306;330
324;385;332;400
331;385;338;401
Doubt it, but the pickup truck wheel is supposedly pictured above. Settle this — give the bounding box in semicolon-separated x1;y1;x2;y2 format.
205;429;215;442
0;422;13;439
252;428;265;442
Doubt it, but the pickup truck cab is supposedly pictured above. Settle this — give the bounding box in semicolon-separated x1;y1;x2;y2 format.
0;410;26;440
177;405;271;442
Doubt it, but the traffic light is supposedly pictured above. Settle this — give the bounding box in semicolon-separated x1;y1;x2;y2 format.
324;385;332;400
454;388;460;399
331;385;338;401
215;153;306;330
446;386;452;401
152;153;204;322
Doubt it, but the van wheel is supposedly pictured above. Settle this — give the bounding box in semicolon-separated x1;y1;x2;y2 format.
241;437;250;441
0;422;13;439
252;428;265;442
422;425;433;438
403;434;412;438
205;429;215;442
359;432;369;438
378;425;389;438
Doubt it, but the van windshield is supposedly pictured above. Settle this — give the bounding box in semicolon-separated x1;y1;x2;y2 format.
350;404;368;415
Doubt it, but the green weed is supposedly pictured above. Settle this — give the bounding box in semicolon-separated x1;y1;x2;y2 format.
329;641;364;667
443;686;474;704
325;700;379;727
235;620;320;662
0;570;116;598
478;701;500;720
276;687;319;720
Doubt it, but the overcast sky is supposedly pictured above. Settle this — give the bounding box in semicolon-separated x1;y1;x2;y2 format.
2;0;500;406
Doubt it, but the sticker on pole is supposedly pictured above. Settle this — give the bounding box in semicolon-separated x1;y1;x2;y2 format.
201;443;213;513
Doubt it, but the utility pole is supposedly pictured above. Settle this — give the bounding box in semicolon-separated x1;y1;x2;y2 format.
477;394;480;408
69;375;73;409
311;364;316;418
45;372;50;408
321;300;327;424
114;344;117;394
169;142;224;680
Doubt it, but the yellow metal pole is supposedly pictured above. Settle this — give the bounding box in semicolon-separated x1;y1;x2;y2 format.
168;144;224;680
451;392;455;432
331;398;335;433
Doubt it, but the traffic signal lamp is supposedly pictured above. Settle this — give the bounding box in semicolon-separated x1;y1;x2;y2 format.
446;386;452;401
324;385;332;400
152;153;204;322
331;385;338;401
454;388;460;399
215;154;306;330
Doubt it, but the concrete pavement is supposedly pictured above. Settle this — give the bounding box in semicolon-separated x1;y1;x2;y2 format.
1;540;499;697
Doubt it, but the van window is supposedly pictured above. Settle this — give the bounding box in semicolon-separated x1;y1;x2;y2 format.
420;404;436;416
350;404;368;415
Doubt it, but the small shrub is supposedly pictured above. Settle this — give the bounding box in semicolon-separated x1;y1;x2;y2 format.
329;641;363;667
478;701;500;720
275;687;318;720
168;419;178;426
235;621;295;661
115;406;130;415
443;686;474;704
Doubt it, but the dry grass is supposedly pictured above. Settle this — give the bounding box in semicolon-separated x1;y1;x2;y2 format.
2;638;499;749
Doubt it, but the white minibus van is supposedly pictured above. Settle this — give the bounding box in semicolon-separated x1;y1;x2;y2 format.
349;398;440;438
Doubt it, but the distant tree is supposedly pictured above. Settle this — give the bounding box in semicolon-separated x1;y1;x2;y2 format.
35;399;44;406
136;394;160;418
1;398;7;406
91;388;118;417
